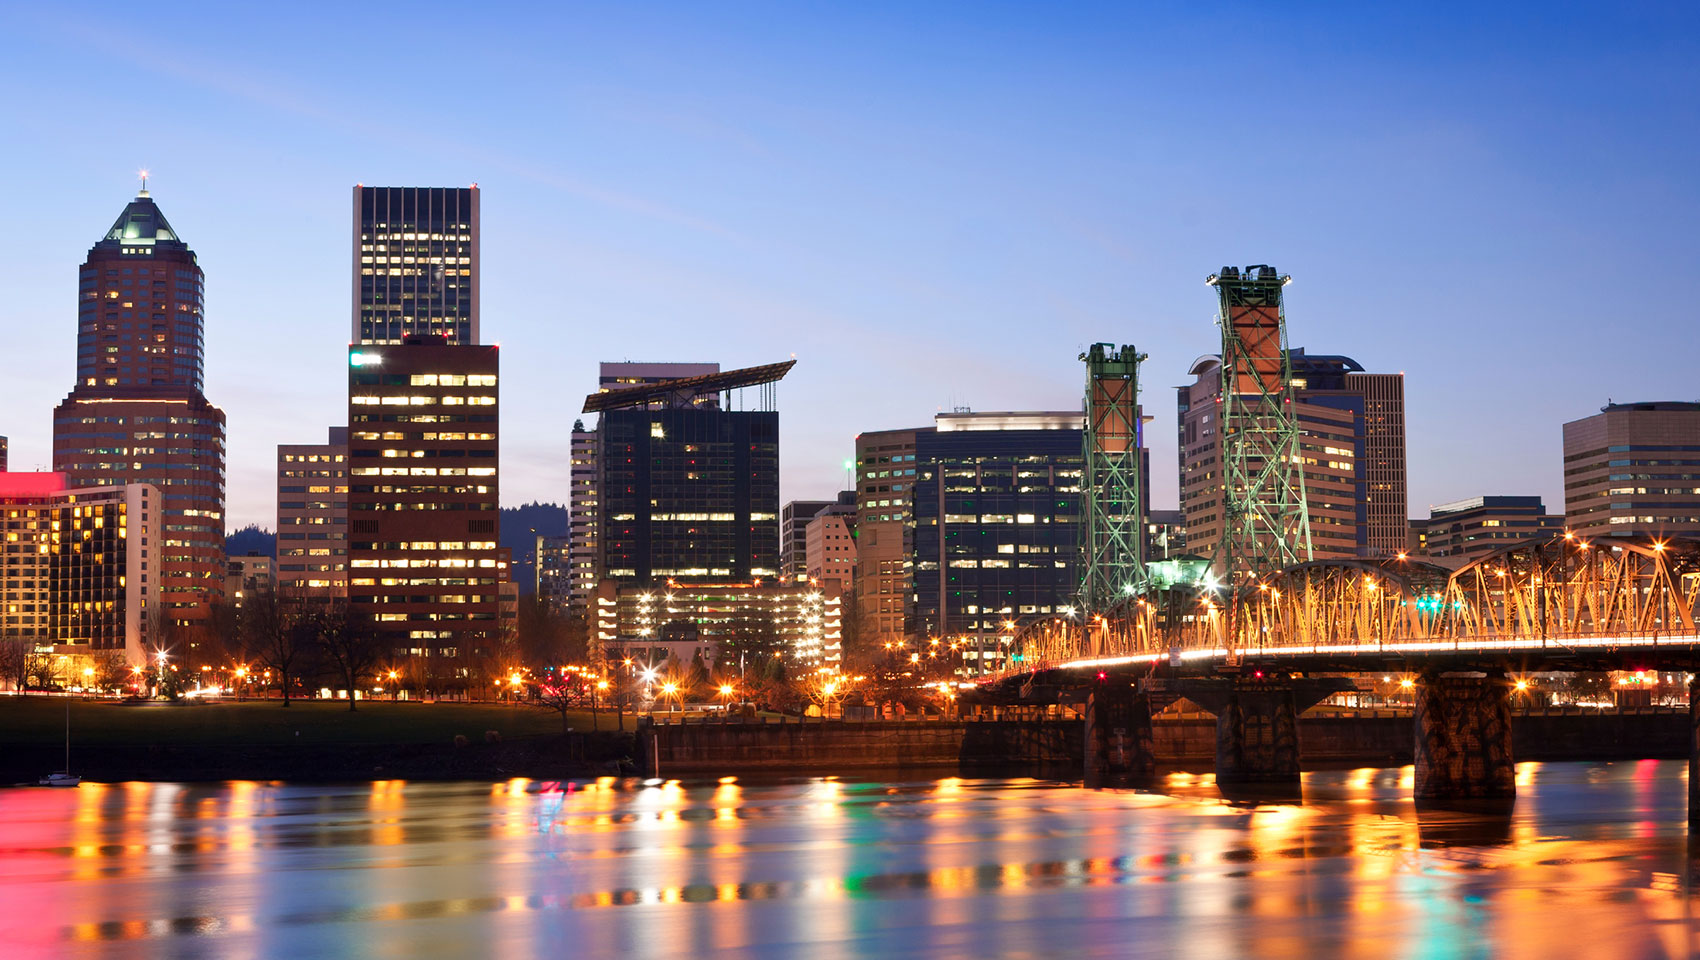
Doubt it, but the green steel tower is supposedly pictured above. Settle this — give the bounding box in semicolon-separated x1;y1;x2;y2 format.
1079;343;1148;612
1207;265;1312;580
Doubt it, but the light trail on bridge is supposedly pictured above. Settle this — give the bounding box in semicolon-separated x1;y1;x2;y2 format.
996;534;1700;679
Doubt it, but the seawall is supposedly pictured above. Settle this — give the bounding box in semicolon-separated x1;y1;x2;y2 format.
649;709;1692;776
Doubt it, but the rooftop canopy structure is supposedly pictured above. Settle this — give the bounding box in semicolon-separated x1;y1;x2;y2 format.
582;360;795;413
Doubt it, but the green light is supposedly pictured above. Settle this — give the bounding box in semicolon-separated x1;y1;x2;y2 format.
350;352;376;366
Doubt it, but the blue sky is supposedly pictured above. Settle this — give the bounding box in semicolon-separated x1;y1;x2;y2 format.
3;2;1697;529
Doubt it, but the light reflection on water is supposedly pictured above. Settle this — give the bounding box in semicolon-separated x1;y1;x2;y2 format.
0;762;1697;959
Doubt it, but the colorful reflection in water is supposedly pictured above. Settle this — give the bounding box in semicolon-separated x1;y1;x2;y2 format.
1;763;1698;958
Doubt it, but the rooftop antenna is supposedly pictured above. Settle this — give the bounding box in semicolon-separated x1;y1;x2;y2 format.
137;168;150;197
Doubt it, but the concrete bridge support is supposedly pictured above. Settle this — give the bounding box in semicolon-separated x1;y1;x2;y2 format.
1689;677;1700;824
1212;687;1301;783
1083;685;1154;784
1413;675;1515;802
1144;678;1354;785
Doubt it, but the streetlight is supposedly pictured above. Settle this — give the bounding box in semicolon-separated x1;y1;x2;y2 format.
387;670;399;701
661;681;679;714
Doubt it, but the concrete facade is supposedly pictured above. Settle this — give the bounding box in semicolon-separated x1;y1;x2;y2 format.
275;426;348;597
854;427;921;650
0;472;159;667
1563;401;1700;540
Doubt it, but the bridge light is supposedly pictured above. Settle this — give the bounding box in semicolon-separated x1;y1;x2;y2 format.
1653;541;1667;552
1096;671;1107;681
1514;679;1528;692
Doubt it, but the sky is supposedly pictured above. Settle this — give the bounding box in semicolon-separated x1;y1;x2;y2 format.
2;2;1698;531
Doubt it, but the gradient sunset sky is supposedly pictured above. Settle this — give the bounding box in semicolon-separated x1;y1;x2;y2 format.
3;2;1697;529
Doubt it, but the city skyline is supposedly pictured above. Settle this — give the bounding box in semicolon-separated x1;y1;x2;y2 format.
4;4;1699;531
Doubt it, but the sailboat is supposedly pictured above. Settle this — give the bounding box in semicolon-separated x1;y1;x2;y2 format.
38;693;80;787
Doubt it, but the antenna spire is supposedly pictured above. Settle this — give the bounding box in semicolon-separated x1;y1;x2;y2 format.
137;168;150;197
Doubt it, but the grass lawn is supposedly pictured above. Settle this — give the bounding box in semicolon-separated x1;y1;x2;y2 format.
0;696;628;746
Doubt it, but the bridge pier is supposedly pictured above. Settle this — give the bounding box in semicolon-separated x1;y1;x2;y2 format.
1144;678;1354;785
1413;674;1515;803
1690;676;1700;824
1083;685;1154;784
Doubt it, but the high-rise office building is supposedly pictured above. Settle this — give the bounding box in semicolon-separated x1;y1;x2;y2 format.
352;186;480;345
567;420;599;613
52;187;226;632
586;363;788;588
1294;356;1408;557
854;427;922;648
781;499;832;580
1563;401;1700;540
0;472;158;666
275;427;349;597
1422;496;1564;563
910;412;1084;672
567;365;722;613
1177;349;1405;565
347;338;501;684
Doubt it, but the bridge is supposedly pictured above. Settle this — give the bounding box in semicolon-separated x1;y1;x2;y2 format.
972;534;1700;808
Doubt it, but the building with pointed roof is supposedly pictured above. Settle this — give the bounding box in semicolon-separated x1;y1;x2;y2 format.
51;186;226;649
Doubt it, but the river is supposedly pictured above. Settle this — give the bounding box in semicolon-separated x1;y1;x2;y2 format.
1;761;1696;958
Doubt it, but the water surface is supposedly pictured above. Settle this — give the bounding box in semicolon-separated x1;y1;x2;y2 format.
1;762;1696;958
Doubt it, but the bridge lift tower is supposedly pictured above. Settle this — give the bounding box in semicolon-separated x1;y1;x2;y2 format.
1207;265;1312;582
1079;343;1148;613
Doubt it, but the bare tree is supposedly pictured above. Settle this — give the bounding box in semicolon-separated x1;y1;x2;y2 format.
239;592;307;706
0;638;31;692
531;672;590;733
311;600;383;712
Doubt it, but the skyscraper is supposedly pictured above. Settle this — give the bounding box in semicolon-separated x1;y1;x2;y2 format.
52;186;226;633
1563;401;1700;540
910;411;1085;672
586;362;788;588
352;186;480;345
567;420;599;614
347;339;501;686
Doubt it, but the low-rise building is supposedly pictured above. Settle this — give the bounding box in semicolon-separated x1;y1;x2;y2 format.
224;553;274;608
594;578;842;670
1422;496;1565;563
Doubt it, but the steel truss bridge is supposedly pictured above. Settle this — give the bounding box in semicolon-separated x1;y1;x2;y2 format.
1003;535;1700;677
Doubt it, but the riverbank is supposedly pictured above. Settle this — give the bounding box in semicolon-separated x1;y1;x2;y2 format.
0;697;637;782
4;698;1689;783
